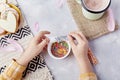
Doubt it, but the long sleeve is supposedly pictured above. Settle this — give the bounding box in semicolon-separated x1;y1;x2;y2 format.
0;59;26;80
80;72;97;80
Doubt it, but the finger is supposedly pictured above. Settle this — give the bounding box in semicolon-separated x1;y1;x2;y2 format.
38;37;50;49
39;36;47;41
67;35;76;48
69;32;83;44
36;36;48;44
43;45;48;51
35;31;50;40
76;31;88;41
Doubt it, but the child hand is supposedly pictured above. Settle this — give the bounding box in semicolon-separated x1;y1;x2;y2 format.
68;31;89;62
68;31;94;74
17;31;50;66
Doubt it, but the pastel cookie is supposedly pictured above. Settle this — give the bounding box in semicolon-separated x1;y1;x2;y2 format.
0;12;17;33
1;7;19;21
0;2;22;35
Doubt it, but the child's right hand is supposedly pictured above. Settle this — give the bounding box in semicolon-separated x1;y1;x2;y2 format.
68;31;89;62
68;31;97;79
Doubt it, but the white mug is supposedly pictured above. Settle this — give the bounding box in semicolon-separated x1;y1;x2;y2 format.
82;7;105;20
81;0;111;20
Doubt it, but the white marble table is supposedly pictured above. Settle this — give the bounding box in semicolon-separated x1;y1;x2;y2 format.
18;0;120;80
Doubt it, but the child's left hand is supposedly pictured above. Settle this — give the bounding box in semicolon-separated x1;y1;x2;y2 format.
17;31;50;66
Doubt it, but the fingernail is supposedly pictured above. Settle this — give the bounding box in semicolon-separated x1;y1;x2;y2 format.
48;32;50;34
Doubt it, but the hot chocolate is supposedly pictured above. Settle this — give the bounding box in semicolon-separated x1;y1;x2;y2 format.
84;0;110;11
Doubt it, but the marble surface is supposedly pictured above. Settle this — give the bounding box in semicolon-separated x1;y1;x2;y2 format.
17;0;120;80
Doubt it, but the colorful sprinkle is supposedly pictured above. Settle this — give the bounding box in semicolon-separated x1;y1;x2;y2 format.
51;41;69;58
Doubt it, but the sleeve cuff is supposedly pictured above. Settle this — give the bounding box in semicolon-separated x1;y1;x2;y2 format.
3;59;26;79
80;72;97;80
12;59;26;72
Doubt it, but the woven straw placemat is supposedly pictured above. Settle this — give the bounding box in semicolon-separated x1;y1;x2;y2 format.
0;0;53;80
67;0;119;40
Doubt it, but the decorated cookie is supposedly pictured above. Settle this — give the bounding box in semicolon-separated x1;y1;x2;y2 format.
0;12;17;33
0;2;22;35
1;7;19;21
